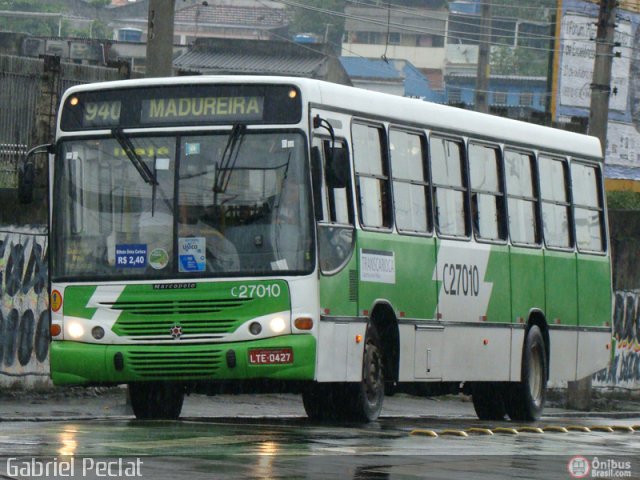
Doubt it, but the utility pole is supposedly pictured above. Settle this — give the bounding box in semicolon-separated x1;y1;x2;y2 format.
588;0;618;158
146;0;175;78
566;0;617;413
475;0;491;114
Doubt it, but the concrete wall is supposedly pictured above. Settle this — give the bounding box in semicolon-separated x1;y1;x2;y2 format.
593;290;640;389
0;227;49;388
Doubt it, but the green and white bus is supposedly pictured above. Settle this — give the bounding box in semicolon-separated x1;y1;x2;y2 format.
44;76;612;422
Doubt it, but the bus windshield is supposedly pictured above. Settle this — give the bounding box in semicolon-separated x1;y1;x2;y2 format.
52;130;313;280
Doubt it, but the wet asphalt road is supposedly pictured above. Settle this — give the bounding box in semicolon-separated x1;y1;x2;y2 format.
1;414;639;479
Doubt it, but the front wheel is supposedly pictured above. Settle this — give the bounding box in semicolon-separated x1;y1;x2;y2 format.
128;382;185;420
346;325;385;422
504;325;547;421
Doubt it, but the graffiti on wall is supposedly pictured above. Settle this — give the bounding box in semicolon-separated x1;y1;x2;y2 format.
0;227;49;385
594;291;640;388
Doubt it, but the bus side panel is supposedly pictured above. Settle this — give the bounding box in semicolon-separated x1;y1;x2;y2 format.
441;325;511;381
319;252;359;318
544;250;578;325
357;231;438;321
544;249;578;380
509;246;545;381
484;244;511;325
435;240;512;381
577;254;612;327
576;253;613;378
509;246;545;322
317;251;362;382
547;327;578;381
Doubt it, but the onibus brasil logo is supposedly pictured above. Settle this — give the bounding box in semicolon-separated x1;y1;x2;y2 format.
568;456;632;478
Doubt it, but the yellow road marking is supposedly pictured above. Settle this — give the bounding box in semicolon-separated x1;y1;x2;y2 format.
515;426;544;434
409;429;438;438
439;430;469;437
492;427;519;435
542;426;569;433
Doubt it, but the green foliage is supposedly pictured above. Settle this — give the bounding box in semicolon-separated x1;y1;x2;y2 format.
607;191;640;211
289;0;346;45
479;0;556;21
484;0;555;77
491;46;549;76
0;0;67;12
0;0;110;38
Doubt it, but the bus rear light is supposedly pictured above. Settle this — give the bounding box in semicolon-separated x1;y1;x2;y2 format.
51;324;62;337
355;335;363;344
294;317;313;330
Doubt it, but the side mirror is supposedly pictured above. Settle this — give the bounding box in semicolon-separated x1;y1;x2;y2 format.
18;143;53;204
326;147;349;189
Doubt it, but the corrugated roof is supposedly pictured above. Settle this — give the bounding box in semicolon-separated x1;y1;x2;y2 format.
174;3;287;28
173;39;340;78
175;49;323;76
340;57;402;80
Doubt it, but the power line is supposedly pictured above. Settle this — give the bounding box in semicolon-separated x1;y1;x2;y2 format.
282;0;640;59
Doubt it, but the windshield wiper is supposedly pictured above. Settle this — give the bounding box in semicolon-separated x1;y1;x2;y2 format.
215;124;246;195
112;128;157;186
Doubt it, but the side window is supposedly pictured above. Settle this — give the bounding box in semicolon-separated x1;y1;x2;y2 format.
571;162;605;252
468;143;506;241
539;155;572;249
430;135;466;237
312;136;355;274
312;137;353;225
505;149;539;245
352;122;391;228
389;129;431;234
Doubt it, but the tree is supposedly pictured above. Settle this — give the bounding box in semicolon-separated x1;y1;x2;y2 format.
288;0;347;45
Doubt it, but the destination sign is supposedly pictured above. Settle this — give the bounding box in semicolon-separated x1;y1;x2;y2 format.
61;84;301;130
140;96;264;124
83;101;121;127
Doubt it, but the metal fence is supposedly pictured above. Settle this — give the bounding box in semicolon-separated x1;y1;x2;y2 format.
0;57;40;189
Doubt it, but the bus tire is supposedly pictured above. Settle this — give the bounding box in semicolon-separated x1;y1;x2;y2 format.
348;325;385;422
504;325;547;421
128;382;184;420
471;383;507;420
302;383;329;420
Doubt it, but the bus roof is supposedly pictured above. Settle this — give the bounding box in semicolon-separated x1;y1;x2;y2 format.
62;75;602;161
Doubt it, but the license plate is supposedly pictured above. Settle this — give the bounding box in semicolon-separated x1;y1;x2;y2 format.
248;348;293;365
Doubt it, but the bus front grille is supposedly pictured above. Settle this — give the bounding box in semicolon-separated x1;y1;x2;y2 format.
102;298;249;315
126;348;223;379
113;317;237;337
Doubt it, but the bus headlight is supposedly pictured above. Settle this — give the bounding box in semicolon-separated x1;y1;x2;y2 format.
67;322;85;339
269;317;286;334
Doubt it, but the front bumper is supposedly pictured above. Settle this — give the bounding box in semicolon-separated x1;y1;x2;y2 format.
51;335;316;385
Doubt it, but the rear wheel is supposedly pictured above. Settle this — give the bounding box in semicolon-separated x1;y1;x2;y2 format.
471;383;507;420
128;382;185;420
504;325;547;421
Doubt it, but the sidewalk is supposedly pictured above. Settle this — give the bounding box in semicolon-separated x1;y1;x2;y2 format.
0;387;638;422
